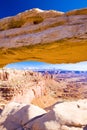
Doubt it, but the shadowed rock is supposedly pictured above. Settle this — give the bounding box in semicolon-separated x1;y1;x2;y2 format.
1;100;87;130
0;102;46;130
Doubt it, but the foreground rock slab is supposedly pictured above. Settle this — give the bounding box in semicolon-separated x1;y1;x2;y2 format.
0;102;46;130
28;100;87;130
0;100;87;130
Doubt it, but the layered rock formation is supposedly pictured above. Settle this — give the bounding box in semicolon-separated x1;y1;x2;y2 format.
0;8;87;130
0;8;87;48
0;8;87;67
0;68;87;110
0;69;87;130
0;100;87;130
0;69;48;108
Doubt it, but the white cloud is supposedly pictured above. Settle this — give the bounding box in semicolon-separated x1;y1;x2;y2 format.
5;61;87;71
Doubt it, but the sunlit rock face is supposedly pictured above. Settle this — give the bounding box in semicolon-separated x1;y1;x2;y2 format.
0;69;47;107
0;8;87;48
0;67;87;110
0;8;87;67
0;100;87;130
29;99;87;130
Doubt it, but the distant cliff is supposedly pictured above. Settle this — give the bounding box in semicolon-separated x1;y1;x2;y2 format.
0;69;48;107
0;68;87;109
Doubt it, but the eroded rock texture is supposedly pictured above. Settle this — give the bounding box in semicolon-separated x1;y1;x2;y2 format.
0;8;87;48
0;69;47;107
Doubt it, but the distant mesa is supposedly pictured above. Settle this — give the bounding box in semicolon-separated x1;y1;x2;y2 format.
5;61;87;71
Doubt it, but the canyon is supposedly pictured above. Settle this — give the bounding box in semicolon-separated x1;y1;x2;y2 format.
0;69;87;109
0;69;87;130
0;8;87;130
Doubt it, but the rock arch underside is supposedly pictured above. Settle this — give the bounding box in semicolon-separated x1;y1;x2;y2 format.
0;8;87;67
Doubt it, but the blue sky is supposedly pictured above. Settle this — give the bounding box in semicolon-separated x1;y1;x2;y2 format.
0;0;87;18
5;61;87;71
1;1;87;70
